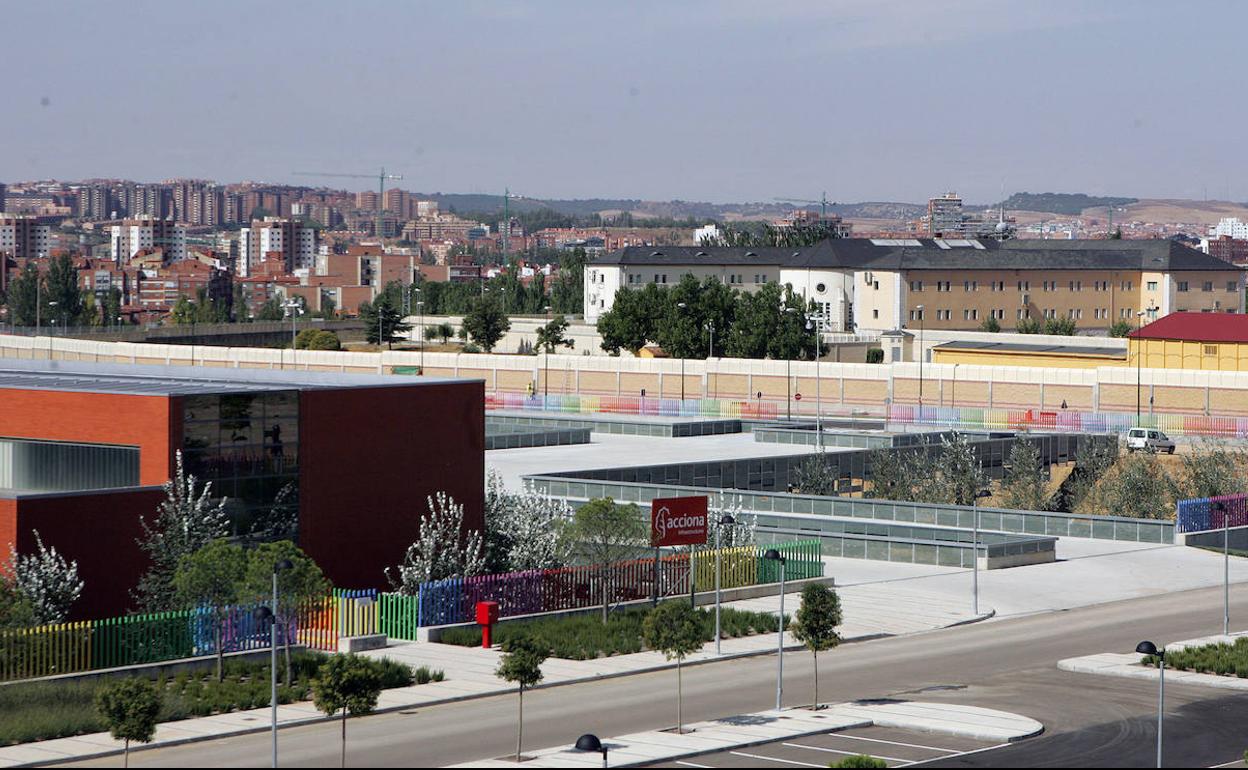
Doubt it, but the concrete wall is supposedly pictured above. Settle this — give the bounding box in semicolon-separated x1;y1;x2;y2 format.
10;332;1248;417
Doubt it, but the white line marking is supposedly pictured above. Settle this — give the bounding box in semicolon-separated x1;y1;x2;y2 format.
1208;759;1246;768
814;733;969;753
674;762;712;768
904;742;1013;766
782;742;909;762
729;751;825;767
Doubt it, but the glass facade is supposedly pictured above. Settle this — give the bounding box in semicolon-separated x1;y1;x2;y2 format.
181;391;300;540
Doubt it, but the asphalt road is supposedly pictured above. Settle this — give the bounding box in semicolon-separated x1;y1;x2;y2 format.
62;585;1248;768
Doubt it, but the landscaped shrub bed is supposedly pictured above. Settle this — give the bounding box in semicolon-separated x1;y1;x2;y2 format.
0;652;442;746
1141;637;1248;677
439;602;787;660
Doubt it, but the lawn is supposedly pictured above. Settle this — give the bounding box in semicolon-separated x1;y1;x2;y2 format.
438;602;786;660
0;652;443;746
1141;637;1248;677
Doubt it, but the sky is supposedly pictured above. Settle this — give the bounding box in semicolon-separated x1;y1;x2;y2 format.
3;0;1244;204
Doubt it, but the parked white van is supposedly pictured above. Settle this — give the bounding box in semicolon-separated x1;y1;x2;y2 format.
1125;428;1176;454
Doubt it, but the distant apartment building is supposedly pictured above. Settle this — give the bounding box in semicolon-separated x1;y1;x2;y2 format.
1201;235;1248;266
1211;218;1248;240
0;216;51;262
401;212;483;241
926;192;964;236
586;238;1245;332
693;223;721;245
775;209;852;238
110;217;187;262
0;183;6;214
239;217;318;276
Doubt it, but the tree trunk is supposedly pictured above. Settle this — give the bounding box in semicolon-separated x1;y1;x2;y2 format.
340;710;347;768
124;738;129;768
677;657;683;734
516;684;524;761
601;566;610;624
812;650;819;710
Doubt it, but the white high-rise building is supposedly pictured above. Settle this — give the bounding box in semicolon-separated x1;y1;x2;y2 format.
1210;218;1248;240
238;217;317;276
110;217;187;262
0;216;50;259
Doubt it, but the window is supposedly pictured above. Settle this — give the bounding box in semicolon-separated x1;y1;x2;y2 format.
938;309;952;320
963;280;977;291
1017;280;1030;291
873;281;880;290
910;280;923;292
1147;281;1158;291
962;309;979;320
910;308;925;321
1203;282;1214;292
816;282;826;293
1229;281;1239;292
872;309;879;319
1177;281;1189;292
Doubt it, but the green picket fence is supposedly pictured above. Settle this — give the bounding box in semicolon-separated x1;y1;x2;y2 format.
756;540;823;583
378;592;422;641
91;611;195;669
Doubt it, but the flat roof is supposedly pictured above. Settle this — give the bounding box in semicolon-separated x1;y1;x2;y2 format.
0;359;480;397
933;340;1127;357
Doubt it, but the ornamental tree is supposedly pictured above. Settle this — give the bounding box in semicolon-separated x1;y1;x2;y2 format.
642;601;705;734
311;654;384;768
789;583;842;710
495;636;549;761
96;677;162;767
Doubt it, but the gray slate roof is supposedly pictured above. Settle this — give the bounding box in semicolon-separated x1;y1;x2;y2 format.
594;238;1238;272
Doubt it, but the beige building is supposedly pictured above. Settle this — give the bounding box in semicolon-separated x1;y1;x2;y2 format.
589;238;1244;335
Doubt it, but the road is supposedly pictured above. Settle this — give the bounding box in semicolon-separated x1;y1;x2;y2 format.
63;585;1248;768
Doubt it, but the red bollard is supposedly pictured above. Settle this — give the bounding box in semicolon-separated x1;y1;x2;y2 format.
476;601;499;648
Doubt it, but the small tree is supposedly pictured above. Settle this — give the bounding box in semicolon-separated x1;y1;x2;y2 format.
977;316;1001;333
8;530;84;624
535;314;575;354
311;654;383;768
462;295;511;352
789;583;842;710
360;299;411;349
245;541;330;685
1180;440;1248;499
929;433;987;506
562;498;648;623
1016;317;1042;334
436;321;455;344
999;440;1050;511
173;539;247;681
386;493;486;593
793;452;838;496
96;678;161;768
1080;452;1178;520
1108;319;1133;338
296;328;341;350
831;756;888;769
642;602;705;734
483;472;570;573
495;637;549;761
133;451;229;612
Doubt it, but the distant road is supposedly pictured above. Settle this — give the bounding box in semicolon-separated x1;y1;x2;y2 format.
62;585;1248;768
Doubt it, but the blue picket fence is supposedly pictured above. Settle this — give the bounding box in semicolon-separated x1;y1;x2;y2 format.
1176;493;1248;533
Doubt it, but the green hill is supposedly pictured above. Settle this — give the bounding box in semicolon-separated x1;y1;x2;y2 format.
1002;192;1137;216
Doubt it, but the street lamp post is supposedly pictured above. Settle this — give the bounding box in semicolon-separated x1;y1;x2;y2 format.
543;304;552;400
1214;502;1230;635
916;304;925;421
785;307;799;422
764;549;787;711
972;489;992;616
1136;641;1165;768
708;321;715;400
676;302;688;405
807;315;823;449
416;300;425;374
252;559;292;769
47;301;58;361
1136;310;1147;421
283;299;302;370
575;734;608;768
714;514;735;655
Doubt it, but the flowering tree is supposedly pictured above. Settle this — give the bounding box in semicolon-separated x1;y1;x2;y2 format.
133;451;230;612
386;493;486;594
709;493;756;548
484;472;570;573
8;531;84;625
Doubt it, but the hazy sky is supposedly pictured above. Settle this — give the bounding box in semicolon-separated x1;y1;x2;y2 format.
4;1;1243;204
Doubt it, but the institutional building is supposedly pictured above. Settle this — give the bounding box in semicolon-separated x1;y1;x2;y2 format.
0;361;484;617
585;238;1244;333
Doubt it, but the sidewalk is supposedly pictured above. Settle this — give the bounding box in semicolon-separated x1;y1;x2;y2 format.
450;701;1043;768
0;583;985;767
1058;631;1248;692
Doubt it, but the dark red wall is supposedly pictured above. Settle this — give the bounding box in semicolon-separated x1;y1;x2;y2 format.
298;381;485;590
0;389;178;486
4;487;164;619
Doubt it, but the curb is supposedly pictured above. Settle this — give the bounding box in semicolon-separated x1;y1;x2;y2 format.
13;611;998;768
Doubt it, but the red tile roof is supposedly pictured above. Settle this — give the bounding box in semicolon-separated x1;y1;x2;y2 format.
1130;312;1248;343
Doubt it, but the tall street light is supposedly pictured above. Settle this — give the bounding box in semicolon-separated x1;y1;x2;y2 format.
47;301;58;361
253;559;293;769
1136;309;1147;422
416;300;425;374
764;548;787;711
714;513;735;655
543;304;553;400
575;734;608;768
676;302;688;405
807;314;823;450
916;304;925;421
708;321;716;401
1136;640;1165;768
1214;502;1230;635
283;298;302;370
972;488;992;616
784;307;799;422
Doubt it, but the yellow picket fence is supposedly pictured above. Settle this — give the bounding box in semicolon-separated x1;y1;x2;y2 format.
691;546;757;591
0;621;93;681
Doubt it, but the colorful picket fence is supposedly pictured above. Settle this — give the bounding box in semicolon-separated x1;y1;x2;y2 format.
485;392;781;420
888;404;1248;439
378;592;422;641
1176;493;1248;534
403;540;823;628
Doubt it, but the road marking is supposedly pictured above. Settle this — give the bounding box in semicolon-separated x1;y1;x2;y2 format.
674;762;712;768
814;733;969;753
904;742;1012;766
782;742;910;763
1208;759;1247;768
729;751;825;767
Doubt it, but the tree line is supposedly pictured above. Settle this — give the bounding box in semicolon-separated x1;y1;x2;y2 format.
597;274;820;359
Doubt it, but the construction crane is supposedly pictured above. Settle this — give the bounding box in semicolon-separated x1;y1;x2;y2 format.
292;167;403;241
773;192;835;219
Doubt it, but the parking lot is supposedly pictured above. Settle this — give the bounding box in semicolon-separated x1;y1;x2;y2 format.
645;724;1012;768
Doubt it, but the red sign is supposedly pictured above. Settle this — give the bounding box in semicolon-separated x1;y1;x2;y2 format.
650;496;709;547
794;393;802;401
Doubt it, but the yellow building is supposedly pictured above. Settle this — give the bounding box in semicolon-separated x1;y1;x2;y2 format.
1130;312;1248;371
932;340;1127;369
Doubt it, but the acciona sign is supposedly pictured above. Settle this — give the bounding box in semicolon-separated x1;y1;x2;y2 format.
650;495;709;547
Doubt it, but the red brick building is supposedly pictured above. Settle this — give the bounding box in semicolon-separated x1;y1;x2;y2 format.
0;361;484;618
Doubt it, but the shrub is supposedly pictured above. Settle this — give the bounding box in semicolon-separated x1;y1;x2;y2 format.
865;348;884;364
831;756;888;768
